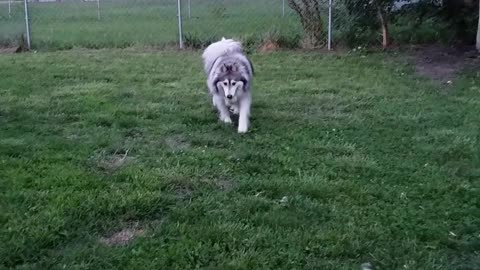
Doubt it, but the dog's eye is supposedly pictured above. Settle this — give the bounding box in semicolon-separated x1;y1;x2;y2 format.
231;82;236;86
223;82;228;86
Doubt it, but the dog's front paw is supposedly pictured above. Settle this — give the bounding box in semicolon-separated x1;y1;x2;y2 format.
237;126;248;133
221;116;232;124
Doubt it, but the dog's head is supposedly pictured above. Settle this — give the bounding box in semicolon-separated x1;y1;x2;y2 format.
214;64;248;101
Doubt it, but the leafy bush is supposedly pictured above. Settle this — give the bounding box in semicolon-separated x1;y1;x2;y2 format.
331;0;476;47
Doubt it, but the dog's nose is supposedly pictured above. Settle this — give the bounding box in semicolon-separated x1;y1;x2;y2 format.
226;95;233;99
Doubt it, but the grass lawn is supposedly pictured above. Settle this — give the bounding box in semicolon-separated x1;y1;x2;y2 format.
1;49;479;269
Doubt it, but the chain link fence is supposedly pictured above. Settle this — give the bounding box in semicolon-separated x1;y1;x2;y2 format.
179;0;306;49
0;0;469;51
0;0;352;51
25;0;178;50
0;0;27;48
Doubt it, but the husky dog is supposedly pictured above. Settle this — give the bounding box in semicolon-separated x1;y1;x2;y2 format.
202;38;254;133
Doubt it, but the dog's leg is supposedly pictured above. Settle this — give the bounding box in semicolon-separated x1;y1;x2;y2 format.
213;95;232;124
212;96;217;107
237;95;251;133
207;79;218;107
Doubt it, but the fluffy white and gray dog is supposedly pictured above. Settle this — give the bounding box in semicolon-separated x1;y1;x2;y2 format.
202;38;254;133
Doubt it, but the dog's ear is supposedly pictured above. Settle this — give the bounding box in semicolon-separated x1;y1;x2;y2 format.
221;64;234;73
231;63;239;72
220;64;227;73
220;64;229;73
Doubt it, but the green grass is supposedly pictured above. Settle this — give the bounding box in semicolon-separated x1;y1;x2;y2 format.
1;49;480;269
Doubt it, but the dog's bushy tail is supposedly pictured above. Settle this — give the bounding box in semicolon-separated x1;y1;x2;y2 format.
202;38;243;75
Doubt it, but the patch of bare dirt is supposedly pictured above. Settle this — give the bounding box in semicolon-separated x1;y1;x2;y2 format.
91;148;135;173
216;177;236;192
165;135;191;151
173;184;194;200
413;45;479;84
0;47;20;54
100;223;145;247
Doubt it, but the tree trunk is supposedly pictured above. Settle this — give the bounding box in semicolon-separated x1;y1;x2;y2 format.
377;9;389;48
477;1;480;52
288;0;325;48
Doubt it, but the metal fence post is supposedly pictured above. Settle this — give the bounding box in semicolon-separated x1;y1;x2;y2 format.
8;0;11;18
23;0;31;49
282;0;285;17
188;0;191;19
97;0;101;20
177;0;183;49
327;0;332;50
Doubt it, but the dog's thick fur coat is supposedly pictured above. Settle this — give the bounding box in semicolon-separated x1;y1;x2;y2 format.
202;38;254;133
